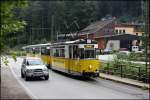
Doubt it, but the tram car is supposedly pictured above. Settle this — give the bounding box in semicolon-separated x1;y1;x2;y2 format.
51;39;100;77
23;39;101;77
22;43;52;68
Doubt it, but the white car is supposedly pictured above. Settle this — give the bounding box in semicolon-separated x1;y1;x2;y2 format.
21;57;49;81
132;46;139;52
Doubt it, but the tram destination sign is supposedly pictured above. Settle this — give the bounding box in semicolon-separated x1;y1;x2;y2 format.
84;45;94;48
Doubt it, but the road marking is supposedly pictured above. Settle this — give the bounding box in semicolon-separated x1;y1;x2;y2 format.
10;61;38;99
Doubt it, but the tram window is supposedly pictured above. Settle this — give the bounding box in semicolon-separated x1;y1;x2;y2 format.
79;48;84;59
26;49;30;53
55;49;59;57
41;48;45;55
53;49;56;56
69;46;72;58
84;50;95;58
33;48;40;54
45;49;50;55
60;49;65;57
73;46;79;58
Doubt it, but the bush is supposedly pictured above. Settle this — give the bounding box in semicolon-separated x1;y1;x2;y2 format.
9;50;26;56
100;59;150;83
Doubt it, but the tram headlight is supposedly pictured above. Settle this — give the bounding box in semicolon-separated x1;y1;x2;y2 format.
88;65;92;69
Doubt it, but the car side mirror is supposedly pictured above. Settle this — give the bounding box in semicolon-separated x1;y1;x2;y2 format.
26;61;30;66
22;64;25;67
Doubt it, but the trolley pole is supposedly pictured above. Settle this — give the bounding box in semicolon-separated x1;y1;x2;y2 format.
51;15;54;42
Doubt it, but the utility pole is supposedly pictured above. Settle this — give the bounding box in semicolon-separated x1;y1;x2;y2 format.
51;15;54;42
142;0;149;82
74;20;80;39
145;0;149;83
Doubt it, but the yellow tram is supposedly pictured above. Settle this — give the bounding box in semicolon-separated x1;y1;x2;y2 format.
23;39;101;77
22;43;52;67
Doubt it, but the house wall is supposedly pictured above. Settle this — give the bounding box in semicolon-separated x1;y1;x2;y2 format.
95;38;106;49
133;31;144;36
115;27;134;34
79;34;94;39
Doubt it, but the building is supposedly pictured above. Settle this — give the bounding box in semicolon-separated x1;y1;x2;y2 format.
79;18;116;49
114;23;144;36
114;23;144;47
79;19;143;51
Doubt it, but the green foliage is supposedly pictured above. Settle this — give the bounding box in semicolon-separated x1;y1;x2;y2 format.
116;52;147;62
116;52;128;60
1;1;144;51
7;1;143;48
12;52;17;62
101;58;150;83
0;0;28;55
101;51;150;83
2;56;9;66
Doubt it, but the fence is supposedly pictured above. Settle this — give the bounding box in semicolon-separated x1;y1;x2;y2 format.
100;61;150;83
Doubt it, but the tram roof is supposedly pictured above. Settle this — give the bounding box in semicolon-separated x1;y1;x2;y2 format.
22;43;51;49
53;39;97;45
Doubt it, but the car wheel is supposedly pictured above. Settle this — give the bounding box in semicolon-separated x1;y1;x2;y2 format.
21;71;24;78
45;75;49;80
25;74;29;81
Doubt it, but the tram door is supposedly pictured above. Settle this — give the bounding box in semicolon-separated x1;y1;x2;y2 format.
68;45;73;73
68;45;79;73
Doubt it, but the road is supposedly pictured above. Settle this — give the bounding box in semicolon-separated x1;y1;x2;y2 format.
3;57;149;99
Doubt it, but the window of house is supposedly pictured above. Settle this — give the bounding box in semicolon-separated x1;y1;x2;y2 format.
119;30;122;34
123;30;125;33
107;29;109;33
115;29;118;33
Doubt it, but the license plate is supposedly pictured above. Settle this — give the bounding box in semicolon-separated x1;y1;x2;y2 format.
34;73;43;76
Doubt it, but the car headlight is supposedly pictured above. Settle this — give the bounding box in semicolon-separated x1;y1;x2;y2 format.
43;69;48;73
26;69;34;73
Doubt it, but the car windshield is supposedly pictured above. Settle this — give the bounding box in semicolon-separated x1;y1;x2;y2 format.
27;59;43;65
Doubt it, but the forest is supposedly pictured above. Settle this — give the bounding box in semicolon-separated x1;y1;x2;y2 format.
2;0;144;49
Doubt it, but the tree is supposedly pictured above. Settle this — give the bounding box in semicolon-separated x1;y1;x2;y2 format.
0;0;28;54
2;1;143;48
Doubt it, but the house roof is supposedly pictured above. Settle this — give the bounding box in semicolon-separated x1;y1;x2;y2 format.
79;19;116;35
94;34;142;41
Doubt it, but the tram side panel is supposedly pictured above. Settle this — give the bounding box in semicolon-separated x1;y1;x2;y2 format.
52;57;67;73
41;47;52;68
51;45;68;73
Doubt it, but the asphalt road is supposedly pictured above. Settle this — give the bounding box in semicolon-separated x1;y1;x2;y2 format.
4;57;149;99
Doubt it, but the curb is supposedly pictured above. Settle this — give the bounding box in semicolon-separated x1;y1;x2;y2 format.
99;73;149;89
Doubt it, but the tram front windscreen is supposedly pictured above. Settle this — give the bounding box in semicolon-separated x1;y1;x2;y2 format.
79;48;96;59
